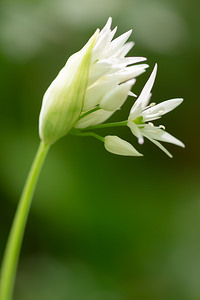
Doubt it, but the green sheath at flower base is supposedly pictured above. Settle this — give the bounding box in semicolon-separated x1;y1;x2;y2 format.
39;30;99;145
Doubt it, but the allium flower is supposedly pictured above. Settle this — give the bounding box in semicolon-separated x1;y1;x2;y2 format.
39;17;184;158
127;64;185;157
39;17;148;144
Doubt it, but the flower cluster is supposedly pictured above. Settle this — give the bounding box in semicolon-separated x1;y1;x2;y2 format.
39;18;184;157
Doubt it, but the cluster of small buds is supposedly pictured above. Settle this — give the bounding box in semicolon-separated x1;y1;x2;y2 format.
39;18;184;158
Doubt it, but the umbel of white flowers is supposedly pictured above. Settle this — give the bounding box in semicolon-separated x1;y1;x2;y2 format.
39;18;184;157
39;18;147;144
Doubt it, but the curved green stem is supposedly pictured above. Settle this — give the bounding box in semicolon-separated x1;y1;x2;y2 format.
82;120;128;131
0;141;50;300
72;131;105;142
78;107;100;120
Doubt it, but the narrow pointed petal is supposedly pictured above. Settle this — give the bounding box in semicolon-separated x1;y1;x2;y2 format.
101;57;146;69
121;64;148;79
105;135;143;156
111;30;132;48
143;98;184;122
129;64;157;119
92;19;114;61
141;126;185;147
142;134;173;158
102;17;112;32
116;41;135;57
119;56;147;66
104;30;132;57
139;63;157;108
75;109;114;128
108;64;148;84
100;79;136;111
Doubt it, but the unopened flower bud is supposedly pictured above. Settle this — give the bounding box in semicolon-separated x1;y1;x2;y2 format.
39;30;99;145
104;135;143;156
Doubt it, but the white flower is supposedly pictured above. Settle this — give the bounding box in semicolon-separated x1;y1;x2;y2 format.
75;17;148;128
104;136;142;156
39;17;147;145
127;64;185;157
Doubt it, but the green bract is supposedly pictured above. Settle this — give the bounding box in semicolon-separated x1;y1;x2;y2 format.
39;30;98;145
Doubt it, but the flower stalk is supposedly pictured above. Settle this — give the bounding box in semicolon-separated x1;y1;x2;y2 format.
0;141;50;300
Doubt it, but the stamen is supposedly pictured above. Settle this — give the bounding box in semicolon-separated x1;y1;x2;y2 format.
148;122;154;127
142;102;156;111
159;125;165;130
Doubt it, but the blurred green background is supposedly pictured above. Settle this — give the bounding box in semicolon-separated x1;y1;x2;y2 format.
0;0;199;299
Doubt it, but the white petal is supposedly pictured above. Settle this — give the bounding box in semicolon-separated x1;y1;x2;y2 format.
75;109;114;128
92;18;114;61
117;56;147;66
84;78;117;111
94;59;122;74
105;135;143;156
100;79;135;111
129;64;157;120
104;17;112;30
107;64;148;84
116;41;135;57
121;64;148;79
138;63;157;108
141;125;185;147
127;121;144;144
104;30;132;57
142;134;173;158
100;57;146;70
142;98;183;122
111;30;132;48
88;61;112;85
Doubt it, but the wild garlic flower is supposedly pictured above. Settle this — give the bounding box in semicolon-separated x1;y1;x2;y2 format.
39;17;184;158
127;64;185;157
39;17;148;145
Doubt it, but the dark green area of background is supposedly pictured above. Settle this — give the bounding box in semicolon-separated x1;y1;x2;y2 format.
0;0;199;299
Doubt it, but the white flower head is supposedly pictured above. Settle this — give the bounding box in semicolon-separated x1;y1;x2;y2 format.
39;17;148;145
128;64;185;157
39;17;184;159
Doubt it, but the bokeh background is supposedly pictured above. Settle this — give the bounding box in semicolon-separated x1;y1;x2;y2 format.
0;0;199;299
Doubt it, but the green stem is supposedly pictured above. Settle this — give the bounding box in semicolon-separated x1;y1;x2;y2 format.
78;107;100;120
72;131;105;142
0;141;50;300
82;120;128;131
